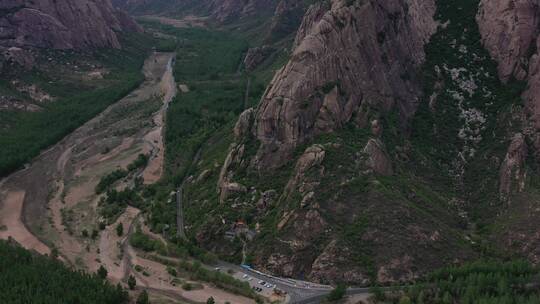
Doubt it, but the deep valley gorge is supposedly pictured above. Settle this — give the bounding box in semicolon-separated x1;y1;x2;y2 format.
2;0;540;304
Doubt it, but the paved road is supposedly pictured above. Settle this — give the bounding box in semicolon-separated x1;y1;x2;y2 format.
214;262;342;303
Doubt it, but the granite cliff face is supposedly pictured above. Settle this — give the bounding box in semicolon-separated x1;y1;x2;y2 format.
0;0;140;54
476;0;539;194
247;0;437;169
211;0;462;284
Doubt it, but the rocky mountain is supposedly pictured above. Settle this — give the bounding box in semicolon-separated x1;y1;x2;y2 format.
38;0;540;286
0;0;141;65
175;0;540;285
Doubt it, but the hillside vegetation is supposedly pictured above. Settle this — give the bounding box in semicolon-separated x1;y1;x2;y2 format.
0;240;129;304
0;33;156;177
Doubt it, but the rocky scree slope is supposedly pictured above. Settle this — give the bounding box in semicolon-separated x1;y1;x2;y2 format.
0;0;141;66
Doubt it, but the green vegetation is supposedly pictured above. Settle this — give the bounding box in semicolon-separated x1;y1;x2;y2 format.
411;0;527;223
177;260;262;301
116;223;124;237
0;240;128;303
130;230;166;253
99;187;143;223
98;265;108;280
136;290;150;304
396;260;540;304
128;275;137;290
95;153;149;194
327;284;347;302
0;34;156;177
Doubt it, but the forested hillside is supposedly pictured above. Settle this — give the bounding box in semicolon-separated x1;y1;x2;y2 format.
390;260;540;304
0;240;129;304
0;33;155;177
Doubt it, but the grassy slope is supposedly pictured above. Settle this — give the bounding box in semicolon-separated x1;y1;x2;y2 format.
0;33;156;177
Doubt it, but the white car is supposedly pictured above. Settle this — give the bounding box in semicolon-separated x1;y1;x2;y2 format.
248;278;253;281
243;274;248;279
265;284;272;288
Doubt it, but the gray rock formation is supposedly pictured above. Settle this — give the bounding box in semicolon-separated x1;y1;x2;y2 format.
499;133;528;201
0;0;141;53
246;0;437;169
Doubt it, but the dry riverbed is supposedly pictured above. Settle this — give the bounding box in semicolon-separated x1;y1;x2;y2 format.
0;52;254;304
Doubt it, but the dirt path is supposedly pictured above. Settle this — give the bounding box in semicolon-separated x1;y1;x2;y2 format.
142;55;176;184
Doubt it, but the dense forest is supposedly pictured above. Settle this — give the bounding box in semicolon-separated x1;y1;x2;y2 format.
377;260;540;304
0;240;129;304
0;33;156;177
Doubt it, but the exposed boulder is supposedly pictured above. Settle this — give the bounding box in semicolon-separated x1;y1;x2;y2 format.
244;46;275;72
217;144;246;203
499;133;528;201
234;108;255;140
2;47;34;69
283;144;325;199
363;139;393;176
219;182;248;202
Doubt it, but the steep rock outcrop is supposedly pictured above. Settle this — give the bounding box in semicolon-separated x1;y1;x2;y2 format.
249;0;437;169
265;0;307;42
476;0;540;190
477;0;539;82
0;0;140;53
244;46;275;72
499;133;528;201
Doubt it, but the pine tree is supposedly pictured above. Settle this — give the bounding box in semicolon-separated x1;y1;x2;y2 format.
128;275;137;290
136;290;149;304
117;223;124;236
98;265;108;280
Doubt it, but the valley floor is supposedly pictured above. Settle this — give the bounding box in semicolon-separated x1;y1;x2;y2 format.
0;52;256;304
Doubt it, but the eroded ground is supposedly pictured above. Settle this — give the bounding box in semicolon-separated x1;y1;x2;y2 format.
0;52;254;304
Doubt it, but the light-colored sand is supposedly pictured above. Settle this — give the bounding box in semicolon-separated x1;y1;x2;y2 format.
143;55;176;184
184;285;255;304
98;207;140;281
0;191;50;255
